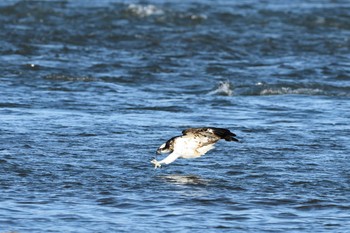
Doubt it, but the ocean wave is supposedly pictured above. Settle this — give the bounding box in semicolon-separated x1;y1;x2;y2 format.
126;4;164;18
208;81;233;96
44;74;95;82
206;81;349;97
259;87;324;96
123;3;207;23
236;82;350;97
125;106;192;113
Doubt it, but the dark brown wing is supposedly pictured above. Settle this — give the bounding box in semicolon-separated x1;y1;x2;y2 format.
182;127;238;142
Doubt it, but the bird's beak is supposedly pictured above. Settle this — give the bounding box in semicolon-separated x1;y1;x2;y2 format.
156;149;161;155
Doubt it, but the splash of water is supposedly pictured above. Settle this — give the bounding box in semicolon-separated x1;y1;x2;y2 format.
208;81;233;96
127;4;164;17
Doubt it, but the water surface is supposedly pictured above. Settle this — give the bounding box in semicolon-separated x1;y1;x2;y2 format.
1;0;350;232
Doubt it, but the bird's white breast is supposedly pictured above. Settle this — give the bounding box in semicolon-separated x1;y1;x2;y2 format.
173;135;214;158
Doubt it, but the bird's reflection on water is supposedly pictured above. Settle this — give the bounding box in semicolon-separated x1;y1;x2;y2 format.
157;174;211;186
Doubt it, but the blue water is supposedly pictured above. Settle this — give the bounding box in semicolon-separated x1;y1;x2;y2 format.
1;1;350;232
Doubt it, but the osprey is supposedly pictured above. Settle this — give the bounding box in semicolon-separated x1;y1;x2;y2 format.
151;127;239;168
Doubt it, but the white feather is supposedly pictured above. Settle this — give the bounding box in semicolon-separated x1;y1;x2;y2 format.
195;144;215;156
157;152;181;165
173;135;215;158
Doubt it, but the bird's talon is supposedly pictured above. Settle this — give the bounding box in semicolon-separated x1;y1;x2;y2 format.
151;159;161;169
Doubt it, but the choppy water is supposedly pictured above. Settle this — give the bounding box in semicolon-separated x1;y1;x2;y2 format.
1;0;350;232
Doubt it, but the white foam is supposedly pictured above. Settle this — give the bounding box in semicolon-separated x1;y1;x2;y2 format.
190;14;208;20
260;87;324;95
127;4;164;17
208;81;233;96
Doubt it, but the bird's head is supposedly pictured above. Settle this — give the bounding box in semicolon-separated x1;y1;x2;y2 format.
156;137;175;154
156;143;172;154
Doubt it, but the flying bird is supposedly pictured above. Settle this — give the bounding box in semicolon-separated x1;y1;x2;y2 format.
151;127;239;168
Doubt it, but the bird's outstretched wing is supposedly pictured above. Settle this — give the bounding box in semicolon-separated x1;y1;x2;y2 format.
182;127;238;142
